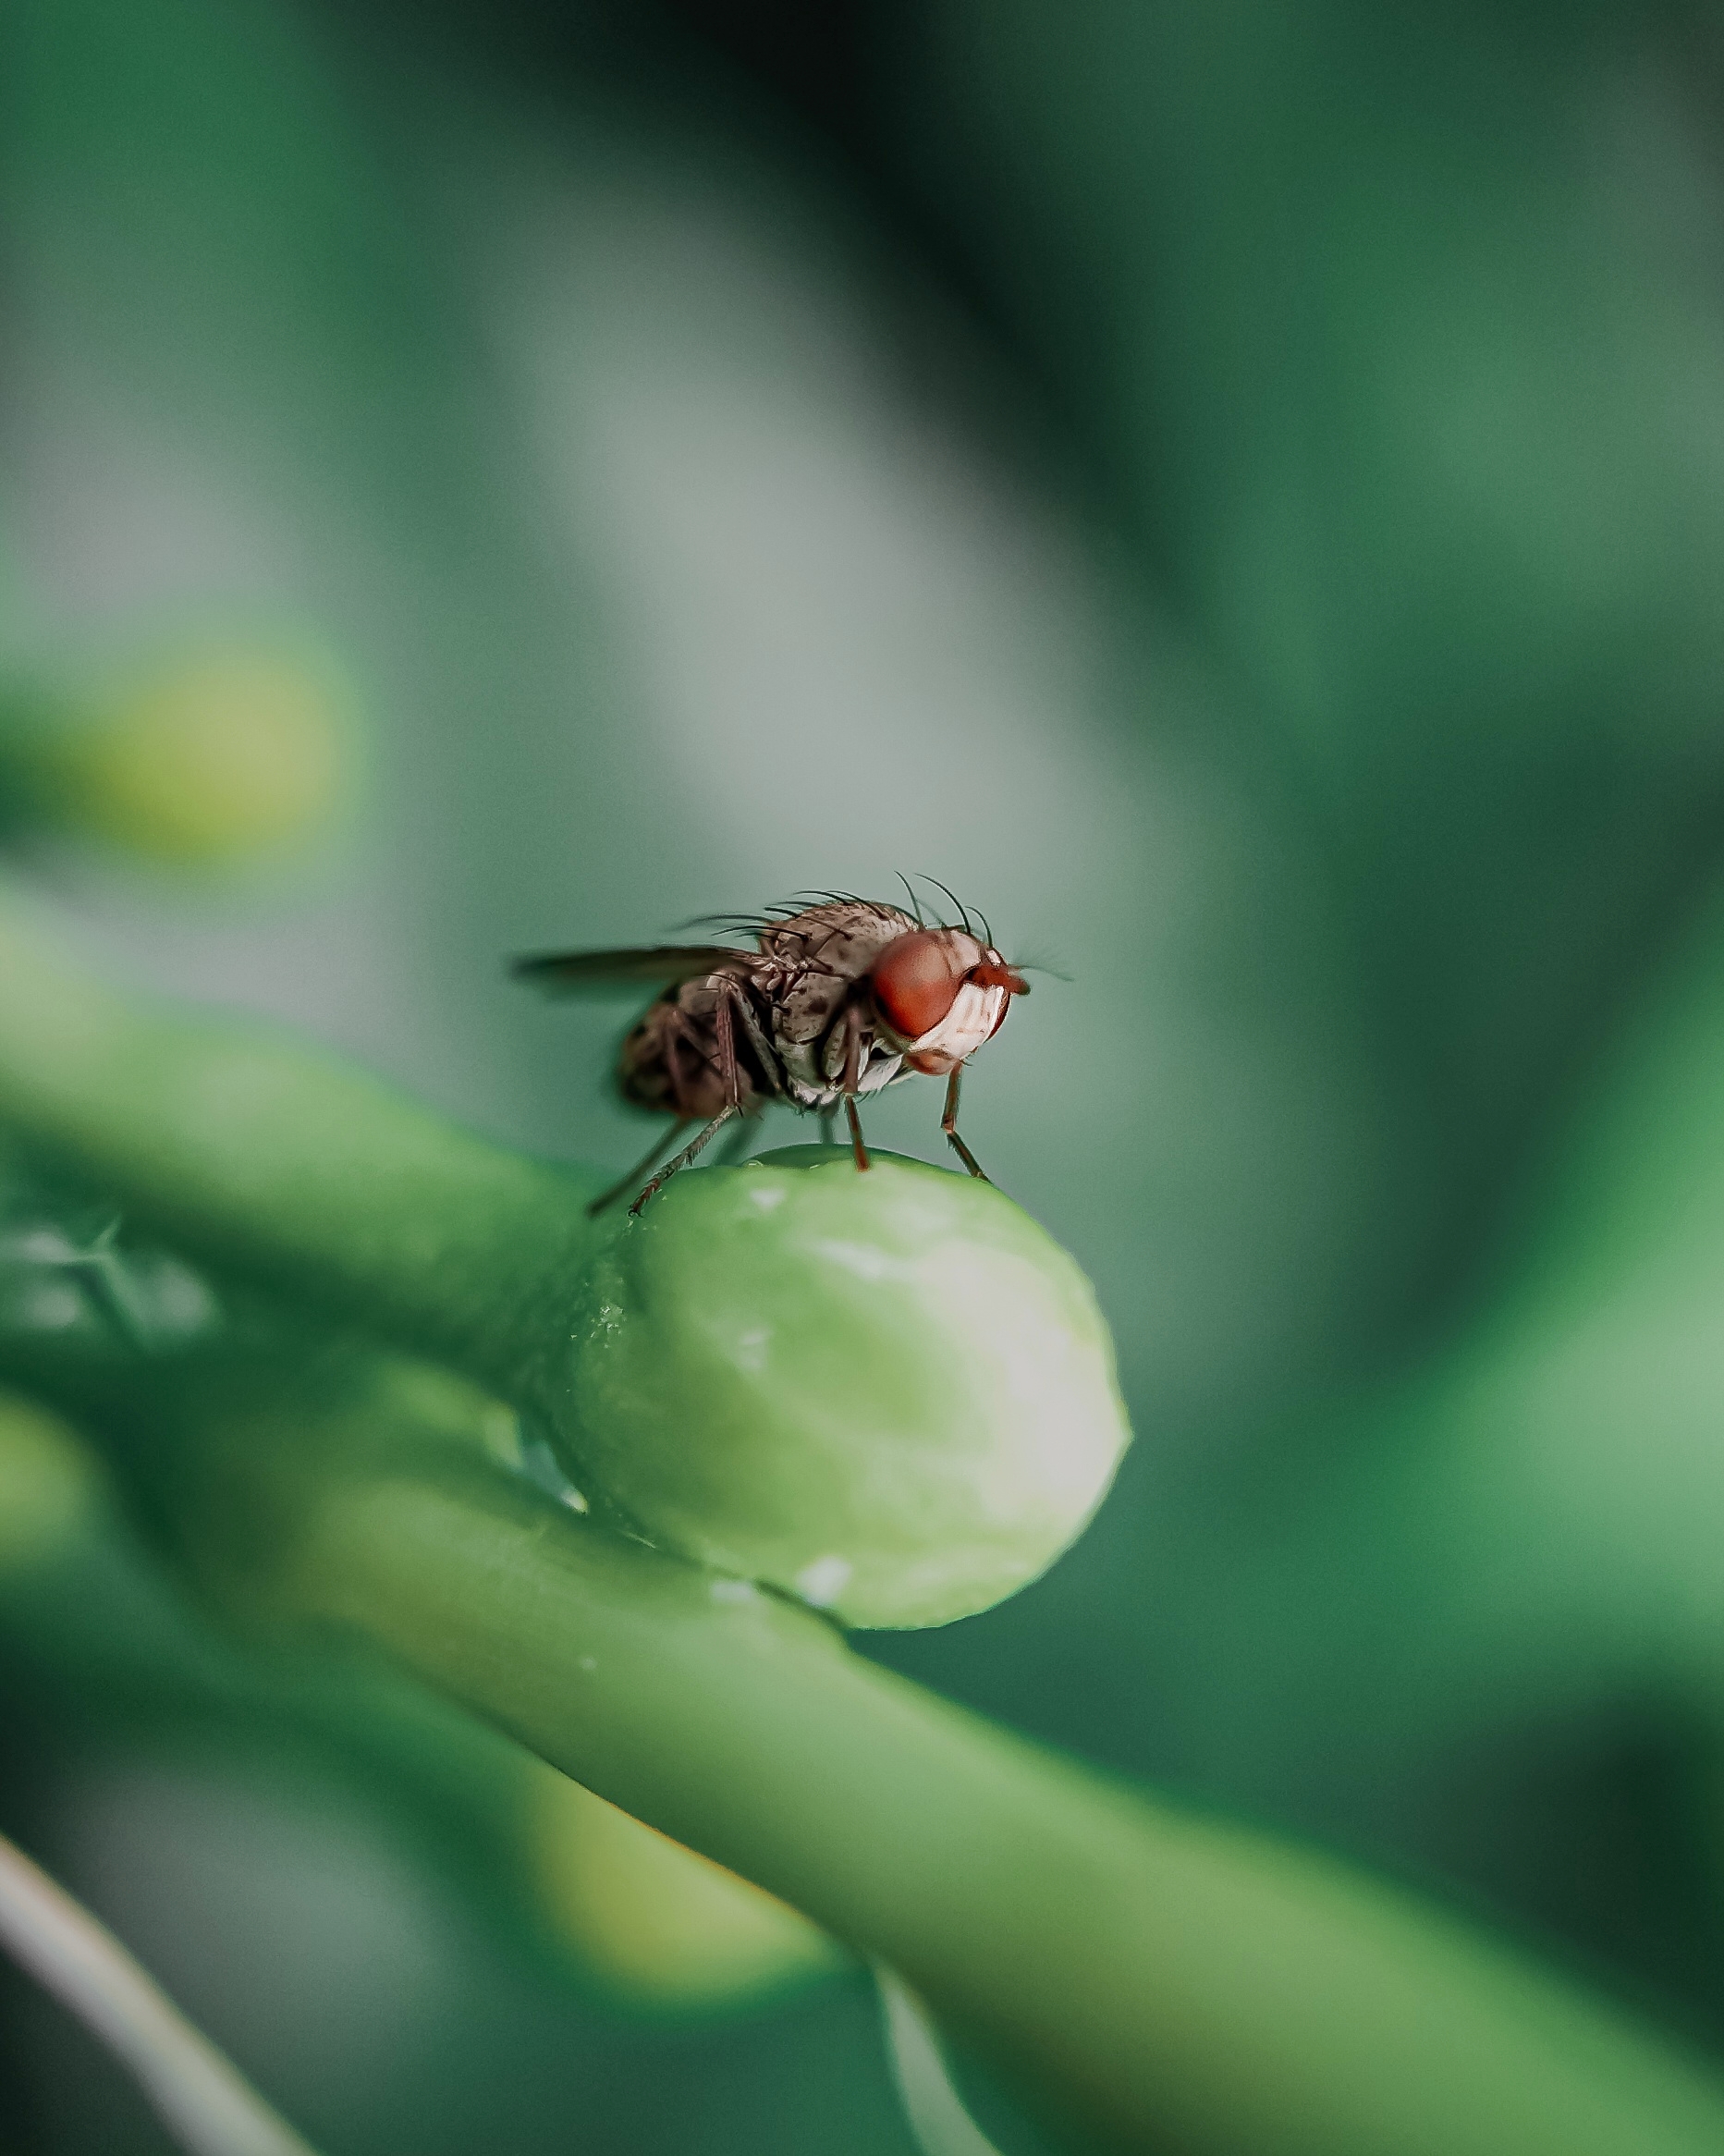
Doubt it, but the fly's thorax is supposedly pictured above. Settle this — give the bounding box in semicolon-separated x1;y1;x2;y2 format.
756;900;917;1010
773;967;851;1051
749;901;912;1102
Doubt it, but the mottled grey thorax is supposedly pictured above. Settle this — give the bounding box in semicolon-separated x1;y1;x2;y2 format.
755;900;913;1107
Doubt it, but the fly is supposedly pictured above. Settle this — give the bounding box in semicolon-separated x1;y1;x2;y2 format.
513;887;1031;1215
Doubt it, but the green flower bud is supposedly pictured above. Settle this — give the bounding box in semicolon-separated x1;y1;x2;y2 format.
557;1149;1130;1629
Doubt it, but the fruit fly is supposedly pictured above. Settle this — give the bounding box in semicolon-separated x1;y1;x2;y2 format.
513;888;1030;1214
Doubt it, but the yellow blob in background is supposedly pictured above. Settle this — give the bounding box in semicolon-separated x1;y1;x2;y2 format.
528;1767;840;2009
41;642;353;865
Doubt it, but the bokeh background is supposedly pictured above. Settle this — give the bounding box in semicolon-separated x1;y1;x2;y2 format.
6;2;1724;2149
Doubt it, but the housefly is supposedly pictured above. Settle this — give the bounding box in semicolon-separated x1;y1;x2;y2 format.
513;888;1030;1214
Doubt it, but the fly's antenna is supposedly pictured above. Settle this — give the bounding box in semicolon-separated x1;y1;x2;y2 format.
976;905;996;948
921;876;973;937
895;873;925;926
1011;948;1074;982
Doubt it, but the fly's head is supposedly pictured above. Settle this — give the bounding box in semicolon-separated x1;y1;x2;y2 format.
869;928;1030;1074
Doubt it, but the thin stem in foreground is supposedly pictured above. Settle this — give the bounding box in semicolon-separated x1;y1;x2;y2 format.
877;1968;1005;2156
0;1827;323;2156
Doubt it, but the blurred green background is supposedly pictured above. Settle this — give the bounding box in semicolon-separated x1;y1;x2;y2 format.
7;0;1724;2148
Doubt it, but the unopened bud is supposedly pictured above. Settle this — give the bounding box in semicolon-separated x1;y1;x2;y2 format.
557;1150;1130;1629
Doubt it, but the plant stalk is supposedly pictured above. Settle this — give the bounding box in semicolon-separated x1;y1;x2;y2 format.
104;1365;1724;2156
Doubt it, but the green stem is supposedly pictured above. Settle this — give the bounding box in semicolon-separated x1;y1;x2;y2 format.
0;1824;323;2156
97;1359;1724;2156
0;899;604;1414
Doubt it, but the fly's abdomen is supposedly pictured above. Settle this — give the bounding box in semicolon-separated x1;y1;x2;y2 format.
617;979;777;1121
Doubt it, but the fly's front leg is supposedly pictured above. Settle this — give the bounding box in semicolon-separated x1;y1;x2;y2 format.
841;1002;870;1172
843;1096;870;1172
630;1103;740;1214
587;1118;692;1217
941;1063;988;1181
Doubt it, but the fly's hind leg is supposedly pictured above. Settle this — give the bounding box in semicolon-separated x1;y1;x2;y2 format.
710;981;769;1164
941;1064;988;1181
841;1004;871;1172
587;1119;691;1217
713;983;743;1111
630;1103;740;1214
624;984;763;1212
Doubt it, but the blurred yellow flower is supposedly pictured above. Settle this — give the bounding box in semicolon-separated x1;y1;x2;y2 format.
47;644;351;864
528;1766;840;2008
0;1391;101;1571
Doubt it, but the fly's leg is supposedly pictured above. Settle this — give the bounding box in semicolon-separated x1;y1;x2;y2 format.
714;984;742;1110
711;982;770;1164
841;1004;871;1172
818;1109;838;1147
630;1103;740;1214
662;1013;698;1112
844;1096;870;1171
727;982;785;1103
623;986;757;1210
941;1064;988;1181
587;1119;691;1217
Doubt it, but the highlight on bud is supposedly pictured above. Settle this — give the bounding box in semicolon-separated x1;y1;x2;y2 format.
4;638;354;864
556;1149;1131;1630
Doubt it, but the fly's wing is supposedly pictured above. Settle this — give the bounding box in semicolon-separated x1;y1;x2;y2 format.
510;946;745;997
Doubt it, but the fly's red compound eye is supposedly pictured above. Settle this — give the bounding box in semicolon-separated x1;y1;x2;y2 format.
872;931;968;1039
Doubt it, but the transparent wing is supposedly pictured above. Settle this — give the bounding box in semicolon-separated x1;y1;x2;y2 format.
509;946;744;996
